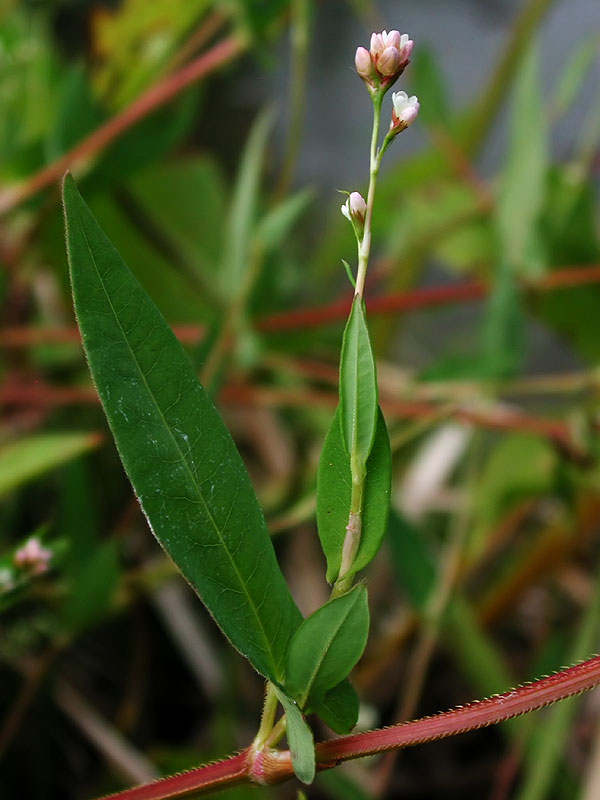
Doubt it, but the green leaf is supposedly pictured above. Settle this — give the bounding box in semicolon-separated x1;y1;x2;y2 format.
285;585;369;707
220;108;274;296
275;689;315;785
63;174;301;683
411;47;451;127
310;678;359;734
496;41;547;277
0;432;102;497
256;187;313;252
553;34;600;119
317;407;391;583
339;297;378;466
62;540;119;633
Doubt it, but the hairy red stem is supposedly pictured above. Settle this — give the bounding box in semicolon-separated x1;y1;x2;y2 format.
99;750;250;800
0;35;245;216
101;655;600;799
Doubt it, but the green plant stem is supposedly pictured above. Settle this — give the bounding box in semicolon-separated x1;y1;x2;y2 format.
354;94;383;300
332;93;385;597
253;682;279;750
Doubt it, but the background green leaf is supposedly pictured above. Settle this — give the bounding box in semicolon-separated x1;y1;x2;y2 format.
285;584;369;707
63;174;301;683
0;432;102;497
317;407;392;583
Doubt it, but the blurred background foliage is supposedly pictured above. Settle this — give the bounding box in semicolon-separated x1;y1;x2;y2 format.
0;0;599;797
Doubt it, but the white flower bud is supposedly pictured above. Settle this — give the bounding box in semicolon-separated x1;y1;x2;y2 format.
391;90;420;130
341;192;367;236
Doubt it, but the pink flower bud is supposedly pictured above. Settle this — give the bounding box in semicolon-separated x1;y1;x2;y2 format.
370;32;385;58
354;46;372;80
385;30;402;51
378;46;400;76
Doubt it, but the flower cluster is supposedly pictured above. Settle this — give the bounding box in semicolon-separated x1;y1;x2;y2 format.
13;537;52;576
342;28;420;237
355;29;413;93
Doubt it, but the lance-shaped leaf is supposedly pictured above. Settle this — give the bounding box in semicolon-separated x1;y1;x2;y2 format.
275;689;315;785
63;174;301;683
310;678;359;735
339;296;378;466
317;407;391;583
284;585;369;708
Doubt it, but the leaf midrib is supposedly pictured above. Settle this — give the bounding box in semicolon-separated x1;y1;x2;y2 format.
76;211;281;679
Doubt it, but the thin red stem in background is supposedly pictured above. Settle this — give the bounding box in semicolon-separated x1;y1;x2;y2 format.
2;264;600;344
101;654;600;799
257;264;600;332
0;35;245;217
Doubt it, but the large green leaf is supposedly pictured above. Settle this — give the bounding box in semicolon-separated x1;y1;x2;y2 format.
310;679;359;735
317;407;391;583
339;296;378;467
63;174;301;683
275;689;315;785
285;585;369;708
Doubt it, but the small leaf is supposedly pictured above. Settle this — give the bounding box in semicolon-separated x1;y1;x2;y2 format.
285;585;369;707
339;296;378;466
275;689;315;785
317;407;391;583
310;678;359;734
63;174;301;683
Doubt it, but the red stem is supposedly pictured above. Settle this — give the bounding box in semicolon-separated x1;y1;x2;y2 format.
101;654;600;798
0;35;245;216
258;265;600;332
99;750;250;800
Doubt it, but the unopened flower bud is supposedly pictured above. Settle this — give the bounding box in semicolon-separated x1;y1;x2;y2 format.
355;46;373;82
341;191;367;236
397;33;414;68
378;46;400;76
14;537;52;576
391;90;420;132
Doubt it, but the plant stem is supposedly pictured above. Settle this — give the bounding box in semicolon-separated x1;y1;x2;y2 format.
100;654;600;799
252;682;279;750
354;94;383;300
